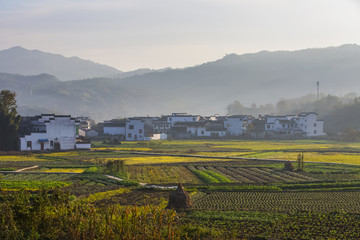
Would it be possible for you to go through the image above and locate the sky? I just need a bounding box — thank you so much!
[1,0,360,71]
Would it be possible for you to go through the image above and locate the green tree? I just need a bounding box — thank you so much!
[0,90,21,150]
[297,153,304,171]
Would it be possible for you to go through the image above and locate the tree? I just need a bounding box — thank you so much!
[0,90,21,150]
[297,153,304,171]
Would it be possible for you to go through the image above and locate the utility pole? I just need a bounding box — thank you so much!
[317,81,320,101]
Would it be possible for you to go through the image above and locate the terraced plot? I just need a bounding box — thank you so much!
[189,165,316,183]
[127,165,201,184]
[194,191,360,213]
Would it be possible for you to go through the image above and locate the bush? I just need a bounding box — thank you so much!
[284,161,295,171]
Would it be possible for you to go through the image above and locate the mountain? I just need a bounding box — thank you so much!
[1,44,360,121]
[0,46,122,81]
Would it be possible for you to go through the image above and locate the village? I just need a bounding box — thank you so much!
[17,112,325,151]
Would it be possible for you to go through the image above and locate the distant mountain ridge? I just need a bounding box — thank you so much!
[0,46,122,81]
[1,44,360,122]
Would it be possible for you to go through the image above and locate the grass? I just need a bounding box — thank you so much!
[0,180,71,190]
[81,188,131,203]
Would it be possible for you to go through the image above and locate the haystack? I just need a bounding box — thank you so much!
[166,183,192,210]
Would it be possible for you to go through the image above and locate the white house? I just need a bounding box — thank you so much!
[224,115,249,136]
[262,113,325,137]
[145,133,168,141]
[153,120,172,134]
[166,113,201,126]
[264,116,296,136]
[126,118,145,141]
[103,120,126,136]
[293,112,325,137]
[19,114,79,151]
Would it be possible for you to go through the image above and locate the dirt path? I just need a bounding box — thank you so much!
[15,165,40,172]
[105,174,176,189]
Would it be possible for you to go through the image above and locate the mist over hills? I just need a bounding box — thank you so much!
[1,44,360,125]
[0,46,122,81]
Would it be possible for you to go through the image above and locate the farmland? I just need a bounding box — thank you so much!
[3,139,360,239]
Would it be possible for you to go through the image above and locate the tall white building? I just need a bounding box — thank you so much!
[126,118,145,141]
[19,114,79,151]
[293,112,325,137]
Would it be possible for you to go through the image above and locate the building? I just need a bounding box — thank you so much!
[293,112,325,137]
[19,114,80,151]
[126,118,145,141]
[103,119,126,136]
[224,115,250,136]
[166,113,201,126]
[153,119,172,134]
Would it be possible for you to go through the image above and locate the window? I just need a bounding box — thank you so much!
[314,123,317,127]
[27,141,32,148]
[193,118,195,121]
[201,131,204,134]
[139,129,143,134]
[169,118,172,121]
[267,124,270,129]
[128,133,132,138]
[50,140,54,147]
[129,125,134,129]
[314,130,317,134]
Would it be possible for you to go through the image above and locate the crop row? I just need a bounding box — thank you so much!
[127,165,200,184]
[188,166,232,183]
[189,165,316,184]
[194,191,360,213]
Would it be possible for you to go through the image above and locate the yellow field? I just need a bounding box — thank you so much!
[0,155,46,162]
[245,151,360,165]
[94,147,152,151]
[196,151,257,157]
[209,141,343,151]
[3,140,360,166]
[100,156,236,165]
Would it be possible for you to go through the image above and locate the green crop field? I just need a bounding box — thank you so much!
[193,191,360,212]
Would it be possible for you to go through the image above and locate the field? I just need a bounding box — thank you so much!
[193,191,360,212]
[3,139,360,239]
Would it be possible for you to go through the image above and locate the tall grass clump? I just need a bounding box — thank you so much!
[0,189,180,240]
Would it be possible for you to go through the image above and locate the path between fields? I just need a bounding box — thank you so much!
[105,174,177,189]
[15,165,40,172]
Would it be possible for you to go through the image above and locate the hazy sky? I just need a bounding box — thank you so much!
[1,0,360,71]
